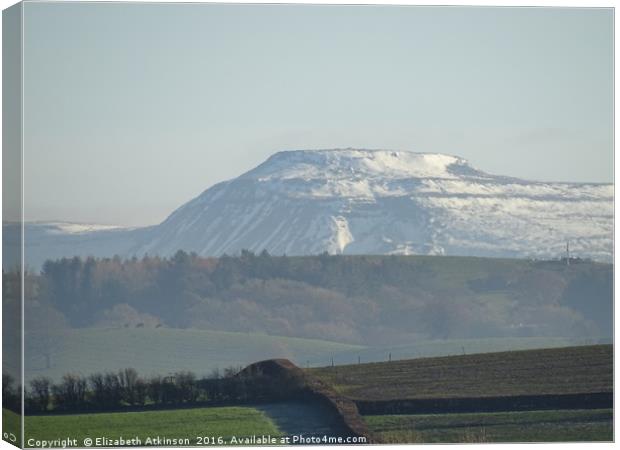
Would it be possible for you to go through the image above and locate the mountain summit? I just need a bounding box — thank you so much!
[242,149,483,183]
[10,149,613,268]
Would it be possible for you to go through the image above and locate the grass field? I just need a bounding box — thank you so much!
[309,345,613,401]
[21,326,601,385]
[23,327,362,382]
[365,409,613,443]
[6,405,613,446]
[7,400,347,447]
[19,406,282,447]
[3,409,21,446]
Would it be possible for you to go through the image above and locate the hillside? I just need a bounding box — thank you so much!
[140,149,611,261]
[15,329,595,385]
[309,345,613,401]
[5,252,610,385]
[7,149,613,270]
[23,253,611,344]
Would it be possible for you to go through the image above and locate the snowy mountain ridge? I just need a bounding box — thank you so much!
[244,149,478,181]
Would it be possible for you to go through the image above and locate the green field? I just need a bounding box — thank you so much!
[19,407,282,447]
[365,409,613,443]
[3,409,21,446]
[6,401,347,447]
[21,326,601,384]
[5,345,615,446]
[23,327,362,382]
[310,345,613,401]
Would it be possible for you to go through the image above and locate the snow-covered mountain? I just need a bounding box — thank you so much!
[8,149,614,268]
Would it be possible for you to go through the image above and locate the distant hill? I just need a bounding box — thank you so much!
[14,253,612,351]
[6,149,613,270]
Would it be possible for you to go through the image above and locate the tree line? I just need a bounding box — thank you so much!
[3,365,302,415]
[8,250,613,348]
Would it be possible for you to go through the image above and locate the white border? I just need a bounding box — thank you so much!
[0,2,615,450]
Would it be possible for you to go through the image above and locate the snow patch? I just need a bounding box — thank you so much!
[331,216,354,254]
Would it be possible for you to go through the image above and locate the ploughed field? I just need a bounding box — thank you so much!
[310,345,613,443]
[309,345,612,401]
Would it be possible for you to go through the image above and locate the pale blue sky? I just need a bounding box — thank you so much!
[22,3,613,226]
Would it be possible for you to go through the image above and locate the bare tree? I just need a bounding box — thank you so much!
[52,374,87,410]
[118,368,139,405]
[29,376,52,412]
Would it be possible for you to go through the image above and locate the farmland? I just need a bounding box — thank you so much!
[23,327,361,382]
[19,406,282,447]
[319,335,599,367]
[309,345,613,443]
[4,345,614,445]
[365,409,613,443]
[22,326,596,384]
[309,345,613,401]
[7,400,351,447]
[9,252,611,386]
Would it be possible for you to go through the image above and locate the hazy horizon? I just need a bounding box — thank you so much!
[16,3,614,226]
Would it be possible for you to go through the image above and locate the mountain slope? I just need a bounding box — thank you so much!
[131,149,612,261]
[10,149,613,268]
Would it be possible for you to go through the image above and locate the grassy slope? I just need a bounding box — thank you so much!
[21,407,281,447]
[26,327,592,384]
[25,328,362,382]
[310,345,613,401]
[365,409,613,443]
[24,327,599,384]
